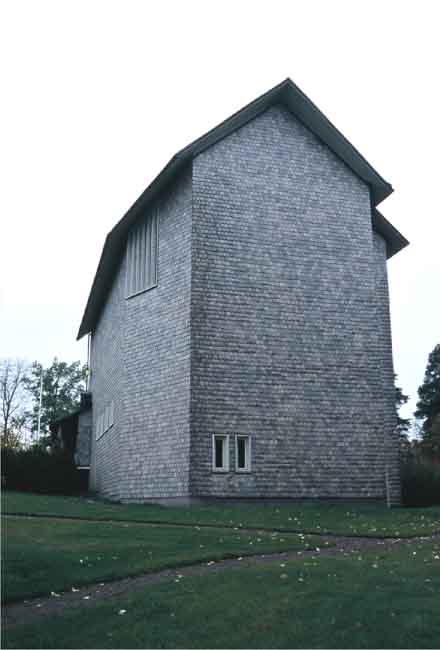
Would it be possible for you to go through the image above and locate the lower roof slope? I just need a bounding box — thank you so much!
[77,78,408,340]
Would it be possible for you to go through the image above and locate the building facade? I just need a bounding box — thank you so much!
[77,79,408,504]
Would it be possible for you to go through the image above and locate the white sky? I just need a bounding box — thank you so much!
[1,1,438,420]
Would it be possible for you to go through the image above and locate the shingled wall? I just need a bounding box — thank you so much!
[89,169,192,500]
[189,105,399,500]
[89,105,399,503]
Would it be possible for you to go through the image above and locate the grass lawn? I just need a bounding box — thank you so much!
[3,490,440,537]
[2,515,316,603]
[4,540,440,649]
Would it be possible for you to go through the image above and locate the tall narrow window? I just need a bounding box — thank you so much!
[95,402,115,441]
[235,435,251,472]
[103,406,109,432]
[212,435,229,472]
[95,413,104,441]
[126,210,158,297]
[109,401,114,428]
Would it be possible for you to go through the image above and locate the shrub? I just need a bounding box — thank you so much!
[1,447,86,495]
[401,459,440,507]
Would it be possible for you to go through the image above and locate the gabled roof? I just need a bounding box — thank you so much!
[77,78,408,340]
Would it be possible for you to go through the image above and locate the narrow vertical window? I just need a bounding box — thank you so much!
[104,406,109,432]
[109,401,114,428]
[126,209,158,297]
[212,435,229,472]
[235,435,251,472]
[95,402,115,441]
[95,413,103,441]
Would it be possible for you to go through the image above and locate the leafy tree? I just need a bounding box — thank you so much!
[395,374,410,435]
[0,359,30,449]
[414,344,440,433]
[24,358,87,443]
[394,374,411,456]
[428,414,440,459]
[414,344,440,460]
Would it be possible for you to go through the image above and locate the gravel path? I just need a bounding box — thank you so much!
[3,529,439,629]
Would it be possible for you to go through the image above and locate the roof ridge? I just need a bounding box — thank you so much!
[77,78,405,340]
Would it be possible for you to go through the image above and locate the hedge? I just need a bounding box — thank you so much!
[1,447,87,495]
[401,459,440,507]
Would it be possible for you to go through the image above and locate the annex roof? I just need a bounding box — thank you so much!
[77,78,408,339]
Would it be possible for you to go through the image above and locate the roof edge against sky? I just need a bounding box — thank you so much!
[77,77,405,340]
[372,209,409,258]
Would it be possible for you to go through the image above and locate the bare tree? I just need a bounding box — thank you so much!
[0,359,30,449]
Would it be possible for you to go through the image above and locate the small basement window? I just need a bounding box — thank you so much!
[212,434,229,472]
[236,435,251,472]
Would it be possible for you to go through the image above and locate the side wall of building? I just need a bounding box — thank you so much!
[119,169,193,500]
[89,169,193,500]
[190,105,397,499]
[89,255,126,499]
[373,232,400,504]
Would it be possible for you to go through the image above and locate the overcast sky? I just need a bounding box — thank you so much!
[1,1,438,420]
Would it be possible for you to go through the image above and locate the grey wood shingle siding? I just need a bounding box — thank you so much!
[86,83,404,504]
[89,171,192,500]
[189,106,399,503]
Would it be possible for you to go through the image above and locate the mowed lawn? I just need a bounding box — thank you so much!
[4,540,440,649]
[3,490,440,537]
[2,516,315,603]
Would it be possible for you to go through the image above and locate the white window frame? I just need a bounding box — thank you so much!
[235,435,251,473]
[212,434,229,472]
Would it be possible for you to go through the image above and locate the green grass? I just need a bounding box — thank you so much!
[3,490,440,537]
[4,541,440,649]
[1,515,315,603]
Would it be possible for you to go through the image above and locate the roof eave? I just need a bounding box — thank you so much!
[76,157,189,340]
[372,209,409,258]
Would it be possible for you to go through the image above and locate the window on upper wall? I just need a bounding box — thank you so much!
[95,413,103,441]
[125,210,158,298]
[212,434,229,472]
[95,401,114,441]
[235,435,251,472]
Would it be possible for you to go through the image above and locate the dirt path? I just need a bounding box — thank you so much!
[3,531,439,629]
